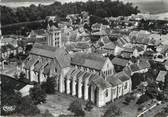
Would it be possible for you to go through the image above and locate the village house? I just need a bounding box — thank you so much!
[0,36,23,59]
[111,57,129,72]
[120,47,134,59]
[103,42,116,55]
[154,45,168,62]
[123,58,150,76]
[28,29,47,41]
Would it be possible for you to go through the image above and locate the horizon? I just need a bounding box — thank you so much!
[1,0,168,3]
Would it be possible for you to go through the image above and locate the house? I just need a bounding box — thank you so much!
[103,42,116,55]
[91,23,102,32]
[0,37,18,47]
[123,59,150,76]
[156,71,167,83]
[159,45,168,58]
[23,43,71,93]
[120,47,134,59]
[0,37,24,59]
[133,45,145,57]
[28,29,47,40]
[111,57,129,72]
[1,44,17,58]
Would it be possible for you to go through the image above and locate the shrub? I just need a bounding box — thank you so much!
[103,104,122,117]
[41,77,57,94]
[68,100,85,116]
[85,101,94,111]
[136,94,150,105]
[29,85,46,105]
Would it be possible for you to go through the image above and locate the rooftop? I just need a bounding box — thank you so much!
[71,53,107,70]
[111,57,129,67]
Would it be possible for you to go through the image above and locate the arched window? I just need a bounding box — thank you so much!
[105,89,108,97]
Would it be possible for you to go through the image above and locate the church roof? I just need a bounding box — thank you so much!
[111,57,129,67]
[107,75,122,87]
[71,53,107,70]
[115,71,131,82]
[92,77,111,90]
[29,43,70,68]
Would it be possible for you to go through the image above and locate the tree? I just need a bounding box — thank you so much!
[29,85,46,105]
[146,82,159,99]
[41,77,57,94]
[103,104,122,117]
[136,94,150,105]
[1,92,40,116]
[85,101,94,111]
[16,96,40,116]
[68,100,85,116]
[19,71,26,79]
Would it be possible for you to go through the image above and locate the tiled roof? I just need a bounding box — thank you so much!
[111,57,129,67]
[107,75,122,87]
[33,58,49,72]
[129,64,140,72]
[24,55,39,70]
[92,77,111,90]
[92,23,101,29]
[133,46,144,52]
[1,37,18,47]
[116,71,131,82]
[71,53,107,70]
[121,52,132,59]
[160,45,168,54]
[30,43,70,68]
[123,66,132,76]
[31,29,46,36]
[138,59,151,69]
[129,31,151,45]
[122,47,134,53]
[103,42,116,50]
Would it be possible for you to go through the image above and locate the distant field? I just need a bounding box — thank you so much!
[133,1,168,14]
[0,2,53,7]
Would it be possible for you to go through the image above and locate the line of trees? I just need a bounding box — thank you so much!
[1,0,140,26]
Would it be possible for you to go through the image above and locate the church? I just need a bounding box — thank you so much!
[23,25,132,107]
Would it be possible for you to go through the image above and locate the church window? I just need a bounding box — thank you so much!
[124,82,128,89]
[105,89,108,97]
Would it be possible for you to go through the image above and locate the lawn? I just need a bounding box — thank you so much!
[37,92,103,117]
